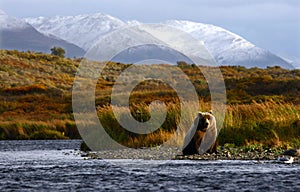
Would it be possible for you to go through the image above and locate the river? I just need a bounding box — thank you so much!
[0,140,299,191]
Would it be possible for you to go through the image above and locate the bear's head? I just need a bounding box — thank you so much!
[196,111,213,132]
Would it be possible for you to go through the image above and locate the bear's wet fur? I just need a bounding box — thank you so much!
[182,112,217,155]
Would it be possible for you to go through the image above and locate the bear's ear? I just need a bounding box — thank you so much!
[198,112,203,118]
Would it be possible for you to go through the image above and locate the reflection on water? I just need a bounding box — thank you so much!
[0,140,299,191]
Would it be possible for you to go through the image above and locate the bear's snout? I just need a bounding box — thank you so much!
[197,118,209,131]
[204,122,209,128]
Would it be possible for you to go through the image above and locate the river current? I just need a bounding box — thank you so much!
[0,140,299,191]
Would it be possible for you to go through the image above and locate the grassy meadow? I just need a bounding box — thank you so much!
[0,50,299,150]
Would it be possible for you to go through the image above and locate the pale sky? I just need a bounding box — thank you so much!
[1,0,300,66]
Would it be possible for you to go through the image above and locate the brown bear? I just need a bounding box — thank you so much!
[182,111,218,155]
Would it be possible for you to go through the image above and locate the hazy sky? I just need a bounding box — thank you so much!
[1,0,300,66]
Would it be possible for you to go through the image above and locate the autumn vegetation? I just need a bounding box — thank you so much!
[0,50,299,150]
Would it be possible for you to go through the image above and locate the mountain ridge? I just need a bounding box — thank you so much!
[24,12,293,68]
[0,11,85,58]
[164,20,292,68]
[1,11,293,68]
[25,13,126,51]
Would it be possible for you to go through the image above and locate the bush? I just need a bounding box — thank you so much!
[51,47,65,58]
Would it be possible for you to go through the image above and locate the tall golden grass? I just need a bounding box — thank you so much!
[221,100,300,148]
[0,120,80,140]
[96,100,300,148]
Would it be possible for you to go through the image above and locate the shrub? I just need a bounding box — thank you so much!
[50,47,65,58]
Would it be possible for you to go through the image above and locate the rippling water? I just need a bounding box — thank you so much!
[0,140,299,191]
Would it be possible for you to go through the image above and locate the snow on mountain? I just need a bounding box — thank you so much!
[0,9,5,15]
[0,11,85,57]
[24,13,293,68]
[0,10,31,30]
[164,20,292,68]
[25,13,126,50]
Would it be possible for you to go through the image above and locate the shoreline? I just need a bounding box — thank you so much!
[84,146,300,164]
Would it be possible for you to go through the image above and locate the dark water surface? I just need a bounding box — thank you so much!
[0,140,299,191]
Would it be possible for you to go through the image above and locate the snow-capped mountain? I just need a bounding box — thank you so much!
[23,12,293,68]
[25,13,126,51]
[165,20,292,68]
[0,10,85,57]
[0,10,31,30]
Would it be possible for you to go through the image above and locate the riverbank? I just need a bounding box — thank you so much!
[83,146,300,164]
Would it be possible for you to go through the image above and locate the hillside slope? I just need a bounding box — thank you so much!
[0,50,299,146]
[0,11,85,58]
